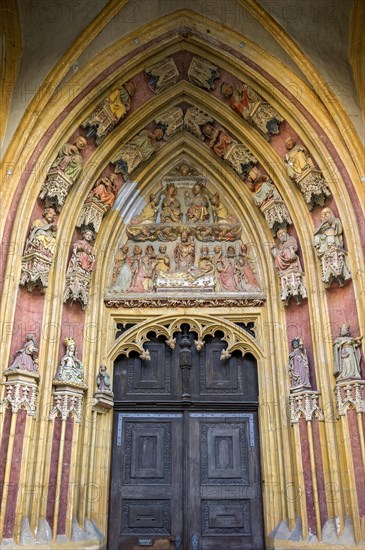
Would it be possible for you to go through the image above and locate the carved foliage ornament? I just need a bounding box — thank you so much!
[111,315,259,365]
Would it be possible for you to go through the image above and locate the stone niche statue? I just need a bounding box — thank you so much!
[54,337,85,386]
[64,228,96,309]
[20,207,58,292]
[313,207,351,287]
[77,173,118,233]
[221,81,283,139]
[7,335,39,373]
[112,128,164,176]
[96,364,113,394]
[288,338,311,391]
[81,81,136,145]
[188,56,220,90]
[333,325,363,382]
[271,228,307,305]
[40,136,87,211]
[283,136,331,209]
[145,58,179,94]
[247,167,292,233]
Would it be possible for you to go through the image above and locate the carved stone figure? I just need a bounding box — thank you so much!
[155,106,183,137]
[221,81,283,138]
[129,244,156,292]
[54,337,84,386]
[40,137,87,210]
[212,246,238,292]
[271,228,307,304]
[202,123,233,157]
[64,229,96,308]
[161,183,182,223]
[288,338,311,390]
[236,244,260,290]
[155,244,170,273]
[77,173,118,233]
[20,207,58,291]
[313,207,351,286]
[188,56,220,90]
[174,231,195,270]
[333,325,362,381]
[8,335,39,373]
[247,167,292,232]
[111,245,132,292]
[208,192,237,224]
[96,365,112,393]
[112,128,164,176]
[81,81,136,144]
[284,137,331,208]
[145,58,179,94]
[185,183,210,223]
[184,107,214,139]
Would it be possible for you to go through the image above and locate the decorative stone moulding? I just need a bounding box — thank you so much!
[289,390,324,424]
[1,370,39,417]
[278,268,307,305]
[293,167,331,209]
[335,380,365,415]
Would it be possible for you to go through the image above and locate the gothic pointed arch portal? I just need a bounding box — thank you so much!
[0,6,364,550]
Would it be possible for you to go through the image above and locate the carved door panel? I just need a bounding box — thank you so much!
[109,412,263,550]
[109,413,183,550]
[186,412,263,550]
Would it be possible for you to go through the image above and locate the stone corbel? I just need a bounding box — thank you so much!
[289,390,324,424]
[92,391,114,414]
[49,383,87,423]
[1,370,40,416]
[335,380,365,415]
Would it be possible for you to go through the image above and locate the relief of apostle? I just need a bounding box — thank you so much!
[313,207,344,254]
[271,228,303,274]
[247,167,281,208]
[201,123,233,158]
[68,229,96,274]
[333,325,362,381]
[49,136,87,183]
[185,183,210,223]
[25,207,58,258]
[221,81,260,119]
[174,231,195,270]
[284,137,314,180]
[90,173,118,208]
[82,81,136,144]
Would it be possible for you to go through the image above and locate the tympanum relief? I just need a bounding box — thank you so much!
[106,163,263,305]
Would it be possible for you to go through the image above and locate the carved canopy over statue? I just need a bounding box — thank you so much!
[107,162,263,303]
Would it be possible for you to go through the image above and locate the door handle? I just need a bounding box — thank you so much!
[191,534,199,550]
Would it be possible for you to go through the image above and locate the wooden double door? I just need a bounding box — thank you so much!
[109,330,264,549]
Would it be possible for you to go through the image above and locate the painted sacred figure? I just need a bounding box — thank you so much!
[283,137,314,180]
[8,335,39,373]
[96,364,112,393]
[333,325,363,381]
[25,207,58,258]
[49,137,87,183]
[108,166,263,297]
[288,338,311,390]
[54,338,84,386]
